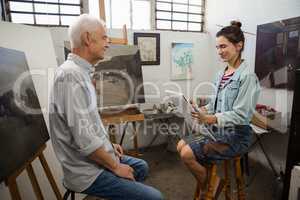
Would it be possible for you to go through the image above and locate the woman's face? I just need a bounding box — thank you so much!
[216,36,243,63]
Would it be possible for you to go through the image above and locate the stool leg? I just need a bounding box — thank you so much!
[223,160,231,200]
[63,190,71,200]
[205,164,218,200]
[71,192,75,200]
[194,182,201,200]
[234,157,246,200]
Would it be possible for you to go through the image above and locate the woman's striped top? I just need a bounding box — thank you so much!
[219,72,234,88]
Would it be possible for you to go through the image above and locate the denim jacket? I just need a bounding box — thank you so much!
[204,61,261,127]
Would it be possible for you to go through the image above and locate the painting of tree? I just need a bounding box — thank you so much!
[171,43,193,80]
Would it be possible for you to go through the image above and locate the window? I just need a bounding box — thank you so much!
[155,0,205,32]
[93,0,151,30]
[6,0,82,26]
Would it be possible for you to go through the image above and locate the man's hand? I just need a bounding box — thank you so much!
[113,163,135,181]
[113,144,124,157]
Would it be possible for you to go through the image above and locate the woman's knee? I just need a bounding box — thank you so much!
[176,139,186,153]
[180,145,196,163]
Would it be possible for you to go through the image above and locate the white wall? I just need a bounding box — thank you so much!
[205,0,300,172]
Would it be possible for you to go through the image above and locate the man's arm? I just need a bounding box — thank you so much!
[89,147,135,181]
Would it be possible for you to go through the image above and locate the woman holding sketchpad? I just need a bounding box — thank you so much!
[177,21,261,198]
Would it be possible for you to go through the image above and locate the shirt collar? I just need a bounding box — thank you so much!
[229,60,247,81]
[67,53,93,74]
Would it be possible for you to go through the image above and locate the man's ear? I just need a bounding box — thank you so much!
[81,32,91,47]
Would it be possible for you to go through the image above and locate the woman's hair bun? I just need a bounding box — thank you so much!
[230,20,242,28]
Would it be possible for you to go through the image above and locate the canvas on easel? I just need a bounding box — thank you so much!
[0,47,62,200]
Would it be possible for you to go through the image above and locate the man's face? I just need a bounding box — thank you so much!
[88,25,109,64]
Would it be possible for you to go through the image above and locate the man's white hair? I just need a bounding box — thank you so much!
[68,14,106,49]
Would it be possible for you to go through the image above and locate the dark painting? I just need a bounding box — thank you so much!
[0,47,49,182]
[94,45,145,107]
[255,16,300,90]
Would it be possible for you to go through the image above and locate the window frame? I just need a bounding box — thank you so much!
[4,0,83,27]
[105,0,152,30]
[155,0,205,32]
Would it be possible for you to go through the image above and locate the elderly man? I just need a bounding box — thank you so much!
[49,14,163,200]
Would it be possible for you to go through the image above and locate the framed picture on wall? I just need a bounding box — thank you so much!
[133,32,160,65]
[171,43,194,80]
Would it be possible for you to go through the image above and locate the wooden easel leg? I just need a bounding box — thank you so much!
[39,153,63,200]
[132,122,139,156]
[108,124,117,143]
[26,163,44,200]
[6,178,21,200]
[119,122,129,145]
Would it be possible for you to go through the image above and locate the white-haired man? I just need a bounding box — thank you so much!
[49,14,163,200]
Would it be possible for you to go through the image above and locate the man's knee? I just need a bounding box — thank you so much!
[143,187,164,200]
[134,159,149,182]
[152,190,164,200]
[139,159,149,177]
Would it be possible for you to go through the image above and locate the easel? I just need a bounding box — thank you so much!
[100,107,145,156]
[97,0,144,156]
[4,144,62,200]
[99,0,128,45]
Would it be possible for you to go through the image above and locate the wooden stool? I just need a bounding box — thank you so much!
[63,188,107,200]
[194,156,246,200]
[63,188,76,200]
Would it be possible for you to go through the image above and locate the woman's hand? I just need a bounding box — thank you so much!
[191,112,217,125]
[199,106,208,114]
[191,111,206,124]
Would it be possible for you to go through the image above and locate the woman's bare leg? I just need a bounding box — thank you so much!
[176,139,186,154]
[180,144,207,197]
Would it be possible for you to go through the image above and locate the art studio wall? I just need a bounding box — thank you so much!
[205,0,300,173]
[51,28,216,100]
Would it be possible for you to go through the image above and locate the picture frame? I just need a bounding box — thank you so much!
[133,32,160,65]
[171,42,194,80]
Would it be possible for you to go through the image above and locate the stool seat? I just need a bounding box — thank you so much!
[194,155,246,200]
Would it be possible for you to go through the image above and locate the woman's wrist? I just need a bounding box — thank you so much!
[204,115,217,124]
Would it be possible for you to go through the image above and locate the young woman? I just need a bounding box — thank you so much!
[177,21,261,197]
